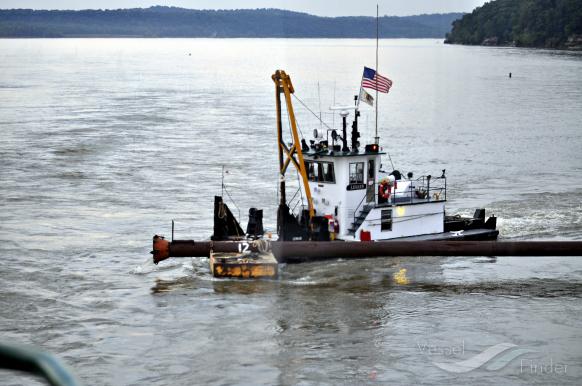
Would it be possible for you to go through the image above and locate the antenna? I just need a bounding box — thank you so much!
[375,4,379,145]
[332,81,336,130]
[317,81,322,132]
[221,165,224,197]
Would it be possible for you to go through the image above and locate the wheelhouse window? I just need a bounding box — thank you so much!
[305,161,317,181]
[305,161,335,183]
[349,162,364,184]
[320,162,335,183]
[381,209,393,231]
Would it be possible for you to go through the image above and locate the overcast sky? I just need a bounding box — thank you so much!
[0,0,488,16]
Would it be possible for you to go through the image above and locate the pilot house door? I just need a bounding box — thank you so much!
[366,160,375,202]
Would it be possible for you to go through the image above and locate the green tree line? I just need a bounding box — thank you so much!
[445,0,582,48]
[0,7,462,38]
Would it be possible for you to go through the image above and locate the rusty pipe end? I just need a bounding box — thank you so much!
[151,235,170,264]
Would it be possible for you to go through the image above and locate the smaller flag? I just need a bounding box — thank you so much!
[361,66,393,93]
[359,88,374,106]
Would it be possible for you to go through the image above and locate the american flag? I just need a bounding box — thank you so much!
[361,66,393,93]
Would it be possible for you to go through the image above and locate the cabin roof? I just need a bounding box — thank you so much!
[303,150,385,158]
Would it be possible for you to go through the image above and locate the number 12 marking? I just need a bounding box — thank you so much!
[238,242,249,253]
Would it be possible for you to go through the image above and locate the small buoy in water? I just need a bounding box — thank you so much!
[509,72,512,78]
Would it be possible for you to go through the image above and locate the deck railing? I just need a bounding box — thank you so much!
[378,175,447,206]
[351,175,447,233]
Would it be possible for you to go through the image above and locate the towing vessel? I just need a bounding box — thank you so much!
[151,70,498,278]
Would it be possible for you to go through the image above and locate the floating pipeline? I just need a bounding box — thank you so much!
[151,235,582,265]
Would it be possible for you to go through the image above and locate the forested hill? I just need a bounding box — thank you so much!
[0,7,462,38]
[445,0,582,49]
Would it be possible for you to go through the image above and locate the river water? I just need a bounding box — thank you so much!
[1,39,581,385]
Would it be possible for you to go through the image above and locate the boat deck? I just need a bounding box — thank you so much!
[388,228,499,241]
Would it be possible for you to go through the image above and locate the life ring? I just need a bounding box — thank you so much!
[379,180,392,200]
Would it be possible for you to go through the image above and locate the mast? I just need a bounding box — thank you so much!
[375,4,379,145]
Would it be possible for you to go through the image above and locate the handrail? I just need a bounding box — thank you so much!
[0,342,82,386]
[352,190,369,229]
[288,187,304,215]
[350,175,448,233]
[288,186,301,206]
[364,176,448,208]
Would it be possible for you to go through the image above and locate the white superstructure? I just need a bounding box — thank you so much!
[301,108,447,241]
[272,69,452,243]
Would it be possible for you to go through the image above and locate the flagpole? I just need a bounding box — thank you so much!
[375,4,379,145]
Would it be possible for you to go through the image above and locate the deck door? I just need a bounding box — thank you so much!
[366,159,375,202]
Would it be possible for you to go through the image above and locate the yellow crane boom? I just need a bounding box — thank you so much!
[271,70,314,219]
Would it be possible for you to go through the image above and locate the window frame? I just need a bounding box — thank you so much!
[305,160,335,184]
[381,209,393,231]
[349,162,364,184]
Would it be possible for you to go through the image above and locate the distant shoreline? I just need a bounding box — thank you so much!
[444,41,582,52]
[0,7,461,39]
[0,36,445,39]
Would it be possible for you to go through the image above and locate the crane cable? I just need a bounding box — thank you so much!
[292,93,334,132]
